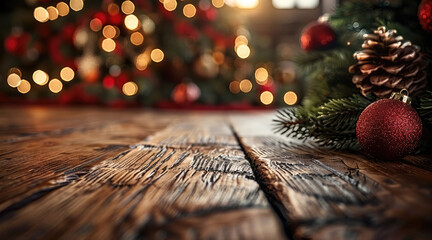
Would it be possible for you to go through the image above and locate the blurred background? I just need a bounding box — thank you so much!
[1,0,428,109]
[0,0,335,108]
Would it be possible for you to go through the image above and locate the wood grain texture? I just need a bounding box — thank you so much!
[0,108,172,214]
[0,111,286,240]
[231,114,432,240]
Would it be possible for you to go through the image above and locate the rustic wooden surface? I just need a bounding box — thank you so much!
[0,107,431,240]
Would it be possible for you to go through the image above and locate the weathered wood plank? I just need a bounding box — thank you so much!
[231,113,432,240]
[0,109,172,213]
[0,117,286,239]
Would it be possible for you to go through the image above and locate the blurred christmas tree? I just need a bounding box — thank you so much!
[1,0,298,107]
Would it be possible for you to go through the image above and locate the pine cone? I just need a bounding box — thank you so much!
[349,26,427,98]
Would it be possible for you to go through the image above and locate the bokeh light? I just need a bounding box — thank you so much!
[101,38,116,52]
[235,35,248,46]
[33,70,49,85]
[124,14,139,30]
[236,44,250,59]
[17,80,31,94]
[141,15,155,34]
[107,3,120,15]
[90,18,103,32]
[70,0,84,12]
[121,0,135,15]
[60,67,75,81]
[130,32,144,46]
[7,73,21,88]
[8,68,22,77]
[236,0,259,8]
[239,79,252,93]
[34,7,49,23]
[213,51,225,65]
[136,53,149,70]
[183,4,196,18]
[284,91,298,105]
[49,79,63,93]
[47,6,59,21]
[212,0,225,8]
[103,25,117,39]
[164,0,177,11]
[260,91,274,105]
[255,67,268,85]
[56,2,70,17]
[122,81,138,96]
[151,49,164,63]
[229,80,240,94]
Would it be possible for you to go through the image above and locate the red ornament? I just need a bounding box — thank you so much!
[300,22,336,51]
[171,82,201,104]
[4,32,30,56]
[418,0,432,33]
[258,81,276,94]
[356,95,422,160]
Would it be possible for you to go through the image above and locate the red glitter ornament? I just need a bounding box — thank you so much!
[300,22,336,51]
[356,90,422,160]
[418,0,432,33]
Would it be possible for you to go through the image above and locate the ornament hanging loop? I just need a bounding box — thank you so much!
[390,89,411,105]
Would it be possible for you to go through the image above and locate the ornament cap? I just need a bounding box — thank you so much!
[390,89,411,105]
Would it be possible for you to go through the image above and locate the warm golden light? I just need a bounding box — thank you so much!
[47,6,59,21]
[229,80,240,94]
[260,91,273,105]
[239,79,252,93]
[33,70,49,85]
[69,0,84,11]
[124,14,139,30]
[8,67,22,77]
[284,91,298,105]
[121,0,135,14]
[212,0,225,8]
[236,0,259,8]
[213,51,225,65]
[34,7,49,23]
[90,18,103,32]
[103,25,117,39]
[183,4,196,18]
[49,79,63,93]
[255,67,268,85]
[17,80,31,94]
[60,67,75,81]
[57,2,70,16]
[272,0,294,9]
[130,32,144,46]
[122,81,138,96]
[235,35,248,47]
[101,38,116,52]
[107,3,120,15]
[7,73,21,88]
[151,49,164,63]
[136,53,149,71]
[163,0,177,11]
[236,44,250,59]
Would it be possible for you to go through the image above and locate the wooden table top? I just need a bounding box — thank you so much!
[0,107,431,240]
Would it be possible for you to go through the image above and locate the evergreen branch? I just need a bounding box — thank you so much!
[317,94,374,131]
[274,94,373,151]
[417,90,432,125]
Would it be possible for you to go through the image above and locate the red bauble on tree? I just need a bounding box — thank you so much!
[418,0,432,33]
[356,90,422,160]
[4,32,30,56]
[300,22,336,51]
